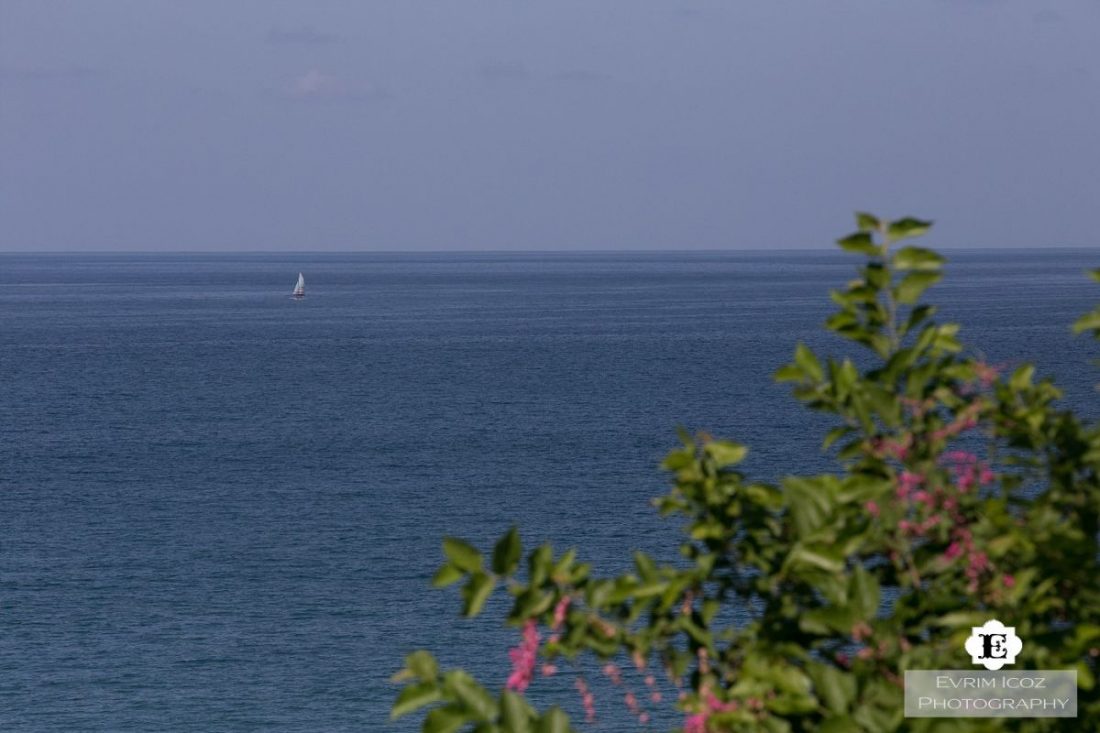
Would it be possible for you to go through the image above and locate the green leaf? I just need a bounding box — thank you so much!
[757,661,812,695]
[863,263,889,289]
[704,440,748,468]
[894,271,942,305]
[836,232,882,256]
[887,217,932,240]
[662,448,694,470]
[461,572,496,617]
[850,566,880,618]
[934,610,991,629]
[767,695,819,716]
[552,548,577,580]
[513,588,554,618]
[901,304,935,336]
[786,544,844,574]
[633,551,657,581]
[784,477,834,538]
[1073,309,1100,334]
[855,212,880,231]
[423,705,468,733]
[774,364,805,383]
[822,426,853,451]
[809,664,857,713]
[492,526,522,576]
[852,700,900,731]
[892,246,945,272]
[500,691,533,733]
[1076,660,1096,692]
[443,537,483,573]
[444,671,497,721]
[391,682,441,720]
[632,580,668,599]
[404,650,439,682]
[931,322,962,353]
[794,343,824,382]
[432,563,464,588]
[1010,364,1035,391]
[536,706,570,733]
[528,544,554,586]
[800,605,858,635]
[818,714,858,733]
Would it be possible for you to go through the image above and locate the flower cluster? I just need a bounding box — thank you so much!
[683,692,741,733]
[505,620,539,692]
[574,677,596,722]
[875,402,1001,593]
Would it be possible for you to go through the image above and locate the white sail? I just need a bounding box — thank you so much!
[292,273,305,297]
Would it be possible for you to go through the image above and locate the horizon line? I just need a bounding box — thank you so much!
[1,245,1097,255]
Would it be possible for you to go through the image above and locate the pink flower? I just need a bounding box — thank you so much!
[1003,574,1016,588]
[575,677,596,722]
[975,361,1000,387]
[505,620,539,692]
[551,596,571,630]
[887,441,909,460]
[944,542,963,560]
[706,693,738,713]
[865,500,880,517]
[897,471,923,499]
[683,713,707,733]
[541,664,557,677]
[944,450,977,464]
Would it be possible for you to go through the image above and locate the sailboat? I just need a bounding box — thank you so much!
[292,272,305,298]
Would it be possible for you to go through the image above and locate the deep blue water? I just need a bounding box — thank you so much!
[2,251,1097,731]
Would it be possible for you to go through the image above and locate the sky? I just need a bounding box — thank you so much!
[1,0,1098,251]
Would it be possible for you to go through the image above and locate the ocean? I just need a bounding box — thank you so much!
[2,250,1096,731]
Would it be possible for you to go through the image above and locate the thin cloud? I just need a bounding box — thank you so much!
[266,26,339,46]
[291,69,344,96]
[286,69,392,102]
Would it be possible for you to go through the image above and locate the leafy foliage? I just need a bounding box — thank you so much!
[393,215,1100,732]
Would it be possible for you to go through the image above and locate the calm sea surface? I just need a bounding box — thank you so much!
[2,251,1097,731]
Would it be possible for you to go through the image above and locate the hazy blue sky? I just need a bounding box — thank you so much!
[2,1,1098,251]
